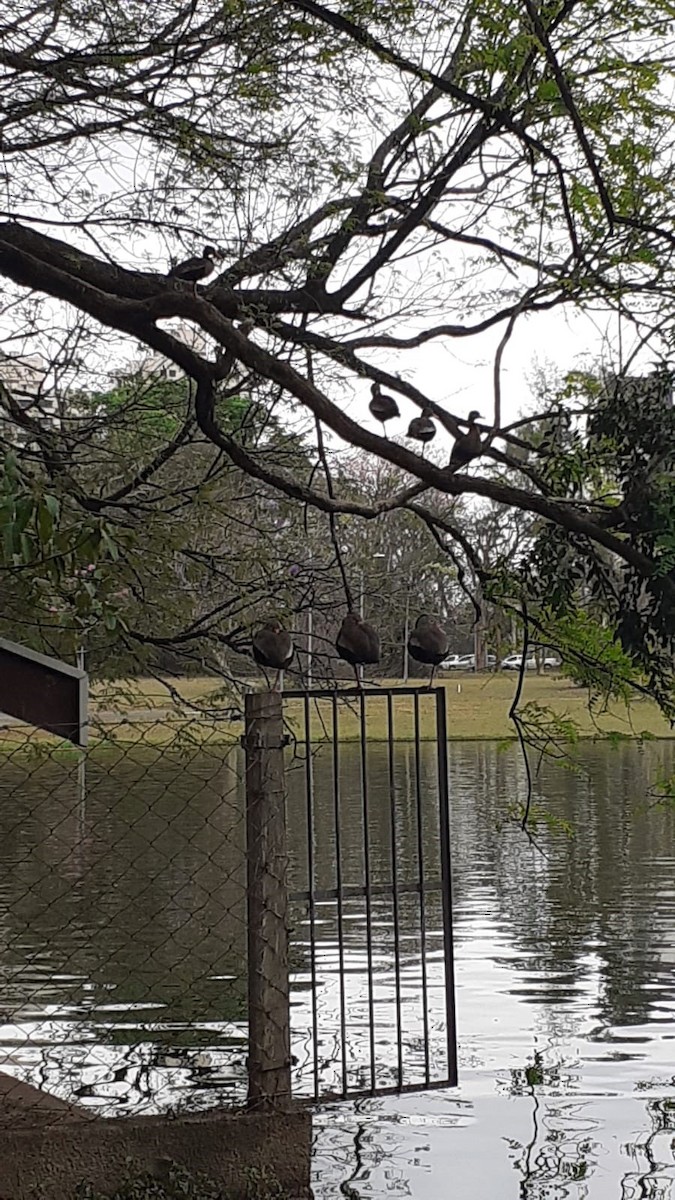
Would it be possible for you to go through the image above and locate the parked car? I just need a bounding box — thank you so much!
[440,653,474,670]
[441,652,497,671]
[501,653,537,670]
[543,655,561,669]
[465,653,496,669]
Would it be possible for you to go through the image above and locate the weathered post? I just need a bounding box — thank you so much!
[243,690,291,1109]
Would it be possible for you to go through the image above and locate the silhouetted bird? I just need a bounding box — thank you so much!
[448,411,483,472]
[406,407,436,449]
[252,620,294,690]
[407,614,449,688]
[335,612,380,686]
[369,382,400,435]
[168,245,221,295]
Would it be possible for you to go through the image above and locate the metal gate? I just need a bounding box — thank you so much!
[283,686,457,1102]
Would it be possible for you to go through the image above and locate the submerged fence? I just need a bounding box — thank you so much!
[284,687,457,1100]
[0,686,456,1123]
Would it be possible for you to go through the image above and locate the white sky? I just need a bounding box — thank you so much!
[0,25,650,459]
[339,303,623,455]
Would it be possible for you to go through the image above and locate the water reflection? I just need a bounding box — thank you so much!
[310,741,675,1199]
[0,748,249,1110]
[0,739,673,1195]
[286,740,450,1097]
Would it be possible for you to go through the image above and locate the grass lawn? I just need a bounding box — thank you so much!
[89,671,674,742]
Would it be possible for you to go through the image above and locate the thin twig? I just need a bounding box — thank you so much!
[302,323,354,610]
[492,310,519,432]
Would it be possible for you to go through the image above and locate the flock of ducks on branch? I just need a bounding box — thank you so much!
[168,248,486,469]
[168,247,484,693]
[252,613,449,690]
[370,381,484,463]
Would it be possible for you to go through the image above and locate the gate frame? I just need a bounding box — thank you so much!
[280,684,458,1102]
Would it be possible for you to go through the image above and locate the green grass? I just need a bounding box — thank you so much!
[91,676,227,708]
[1,673,670,753]
[88,672,675,743]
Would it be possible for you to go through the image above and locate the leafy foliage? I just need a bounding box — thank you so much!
[518,369,675,721]
[541,613,638,708]
[3,0,675,746]
[0,448,129,657]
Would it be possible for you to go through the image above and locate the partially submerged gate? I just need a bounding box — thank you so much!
[282,686,457,1102]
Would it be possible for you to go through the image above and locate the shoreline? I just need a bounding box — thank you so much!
[0,673,672,750]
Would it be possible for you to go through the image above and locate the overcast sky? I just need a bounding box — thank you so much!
[336,302,623,457]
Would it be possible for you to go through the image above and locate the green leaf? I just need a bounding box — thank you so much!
[19,531,33,562]
[36,501,54,545]
[100,528,119,561]
[536,79,559,101]
[3,521,15,561]
[14,497,34,536]
[3,452,17,481]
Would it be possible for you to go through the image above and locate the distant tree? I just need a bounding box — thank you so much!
[0,368,323,680]
[2,2,675,720]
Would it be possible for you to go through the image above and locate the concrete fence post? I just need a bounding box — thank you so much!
[243,690,291,1109]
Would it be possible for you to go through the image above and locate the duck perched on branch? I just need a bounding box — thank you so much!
[406,407,436,448]
[336,612,380,686]
[252,620,294,690]
[448,411,483,472]
[168,245,221,295]
[407,615,449,688]
[369,382,400,435]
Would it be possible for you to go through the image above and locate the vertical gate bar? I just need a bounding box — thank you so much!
[435,686,458,1085]
[387,691,404,1090]
[413,691,431,1085]
[303,694,320,1100]
[360,689,376,1092]
[332,693,348,1097]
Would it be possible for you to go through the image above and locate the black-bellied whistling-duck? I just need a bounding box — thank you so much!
[407,407,436,449]
[369,382,400,435]
[407,614,449,688]
[168,245,221,295]
[448,411,484,471]
[335,612,380,686]
[252,620,294,690]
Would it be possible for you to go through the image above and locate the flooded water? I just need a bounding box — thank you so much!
[0,737,674,1197]
[311,740,675,1199]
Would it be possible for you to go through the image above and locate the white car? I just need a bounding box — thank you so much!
[501,653,562,670]
[501,653,536,670]
[440,653,474,670]
[441,653,496,671]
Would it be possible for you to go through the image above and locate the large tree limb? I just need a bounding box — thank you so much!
[1,227,673,605]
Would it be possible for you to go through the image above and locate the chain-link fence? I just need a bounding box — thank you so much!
[0,704,255,1124]
[0,685,458,1131]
